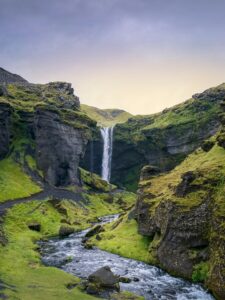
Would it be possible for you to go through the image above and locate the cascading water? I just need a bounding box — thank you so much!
[100,127,114,182]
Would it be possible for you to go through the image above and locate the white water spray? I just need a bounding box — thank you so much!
[100,127,114,182]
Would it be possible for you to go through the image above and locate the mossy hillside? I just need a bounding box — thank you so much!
[0,201,99,300]
[115,84,223,140]
[140,144,225,211]
[81,104,132,127]
[138,142,225,294]
[0,83,96,133]
[90,215,151,264]
[111,84,224,190]
[0,157,41,203]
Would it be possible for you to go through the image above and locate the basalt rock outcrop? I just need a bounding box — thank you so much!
[34,107,88,186]
[0,68,96,187]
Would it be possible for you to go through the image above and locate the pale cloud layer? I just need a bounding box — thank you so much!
[1,0,225,114]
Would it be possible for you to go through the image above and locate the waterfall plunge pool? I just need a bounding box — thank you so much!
[39,214,214,300]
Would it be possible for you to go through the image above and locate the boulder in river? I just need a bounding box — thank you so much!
[85,224,104,238]
[59,225,75,237]
[86,266,120,295]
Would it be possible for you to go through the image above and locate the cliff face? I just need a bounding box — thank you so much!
[0,69,95,187]
[34,107,88,186]
[136,98,225,299]
[0,103,12,159]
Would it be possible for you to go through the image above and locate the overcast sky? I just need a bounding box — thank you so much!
[1,0,225,114]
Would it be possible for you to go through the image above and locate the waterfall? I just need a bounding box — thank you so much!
[100,127,114,183]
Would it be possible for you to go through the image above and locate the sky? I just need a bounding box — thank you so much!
[1,0,225,115]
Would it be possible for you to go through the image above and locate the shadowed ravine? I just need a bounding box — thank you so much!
[40,214,214,300]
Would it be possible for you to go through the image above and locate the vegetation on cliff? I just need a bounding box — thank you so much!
[111,83,224,190]
[81,104,132,127]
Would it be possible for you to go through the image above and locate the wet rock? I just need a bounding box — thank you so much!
[87,266,120,293]
[119,277,131,283]
[85,224,104,238]
[133,277,140,282]
[28,222,41,232]
[59,225,75,237]
[83,242,93,249]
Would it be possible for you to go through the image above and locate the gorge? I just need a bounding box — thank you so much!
[0,67,225,300]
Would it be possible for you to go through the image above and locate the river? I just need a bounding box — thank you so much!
[39,214,214,300]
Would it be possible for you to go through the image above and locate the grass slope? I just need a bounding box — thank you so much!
[0,166,137,299]
[81,104,132,126]
[91,216,151,263]
[0,158,41,203]
[0,201,98,300]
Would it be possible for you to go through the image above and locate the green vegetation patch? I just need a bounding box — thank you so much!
[81,104,132,127]
[91,216,151,263]
[0,201,98,300]
[0,158,41,203]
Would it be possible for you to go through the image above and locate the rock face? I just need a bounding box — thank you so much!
[0,103,12,159]
[136,137,225,298]
[34,107,88,186]
[0,67,28,84]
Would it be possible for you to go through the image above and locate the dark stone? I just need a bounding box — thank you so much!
[66,283,78,290]
[175,171,197,197]
[201,140,215,152]
[28,222,41,232]
[119,277,131,283]
[84,242,93,249]
[133,277,140,282]
[59,225,75,237]
[96,234,102,241]
[88,266,119,291]
[85,225,104,238]
[217,132,225,149]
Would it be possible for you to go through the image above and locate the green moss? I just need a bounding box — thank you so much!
[91,217,151,263]
[81,104,132,126]
[0,158,41,203]
[192,262,209,282]
[84,191,136,218]
[80,168,116,192]
[111,291,144,300]
[0,201,98,300]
